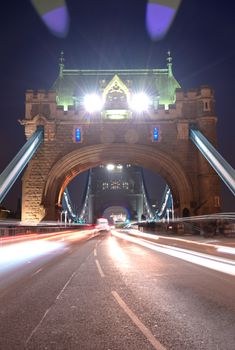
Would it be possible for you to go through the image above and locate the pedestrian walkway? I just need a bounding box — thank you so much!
[122,228,235,262]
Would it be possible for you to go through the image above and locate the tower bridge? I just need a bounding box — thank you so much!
[1,53,232,223]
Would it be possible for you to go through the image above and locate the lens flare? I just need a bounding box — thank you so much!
[146,0,182,40]
[84,94,103,113]
[130,93,151,112]
[31,0,70,37]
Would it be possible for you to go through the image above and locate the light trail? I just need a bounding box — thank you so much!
[0,229,98,245]
[217,247,235,255]
[0,229,98,275]
[121,228,235,252]
[112,230,235,277]
[0,240,65,273]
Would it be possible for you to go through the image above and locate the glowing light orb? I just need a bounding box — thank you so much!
[130,93,151,112]
[84,94,103,113]
[106,164,115,171]
[117,165,123,170]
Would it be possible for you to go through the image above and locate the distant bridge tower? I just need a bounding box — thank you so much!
[79,164,152,223]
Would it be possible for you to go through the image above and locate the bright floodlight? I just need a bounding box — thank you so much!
[130,93,150,112]
[106,164,115,171]
[84,94,103,113]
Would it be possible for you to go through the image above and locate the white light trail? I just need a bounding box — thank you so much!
[112,231,235,276]
[0,229,98,274]
[0,240,65,273]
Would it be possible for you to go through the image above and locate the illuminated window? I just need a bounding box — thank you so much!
[102,182,109,190]
[111,180,121,190]
[75,128,82,142]
[153,127,159,141]
[122,182,129,190]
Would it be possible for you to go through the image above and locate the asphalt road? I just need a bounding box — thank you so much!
[0,229,235,350]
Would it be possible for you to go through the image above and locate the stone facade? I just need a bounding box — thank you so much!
[20,68,221,223]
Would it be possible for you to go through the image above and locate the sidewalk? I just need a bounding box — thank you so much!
[123,229,235,261]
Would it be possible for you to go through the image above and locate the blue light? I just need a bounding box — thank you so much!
[153,127,159,141]
[75,128,81,142]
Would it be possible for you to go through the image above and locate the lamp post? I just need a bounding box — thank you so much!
[64,210,68,226]
[166,209,170,223]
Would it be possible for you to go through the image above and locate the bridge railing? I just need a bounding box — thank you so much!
[0,223,94,237]
[136,213,235,237]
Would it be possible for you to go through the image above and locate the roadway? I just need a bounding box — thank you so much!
[0,229,235,349]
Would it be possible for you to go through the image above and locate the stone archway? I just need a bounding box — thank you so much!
[42,144,193,221]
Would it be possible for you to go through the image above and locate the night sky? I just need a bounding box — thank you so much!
[0,0,234,212]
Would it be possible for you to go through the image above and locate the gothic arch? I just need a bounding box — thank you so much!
[42,144,194,220]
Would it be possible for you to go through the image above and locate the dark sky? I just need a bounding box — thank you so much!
[0,0,234,212]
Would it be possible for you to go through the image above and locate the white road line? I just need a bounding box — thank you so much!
[25,307,51,345]
[95,259,105,278]
[26,269,77,344]
[26,269,77,345]
[112,291,166,350]
[31,268,43,277]
[94,248,97,257]
[56,271,77,300]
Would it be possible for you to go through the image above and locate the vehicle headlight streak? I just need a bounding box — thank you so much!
[111,230,235,277]
[0,241,65,272]
[0,230,98,273]
[107,236,130,268]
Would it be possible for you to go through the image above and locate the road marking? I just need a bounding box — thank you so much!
[95,259,105,278]
[26,307,51,345]
[26,249,95,344]
[26,270,77,343]
[112,291,166,350]
[56,271,77,300]
[31,268,43,277]
[94,248,97,257]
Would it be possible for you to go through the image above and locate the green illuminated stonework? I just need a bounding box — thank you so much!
[52,60,180,113]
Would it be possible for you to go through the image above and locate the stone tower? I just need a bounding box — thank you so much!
[20,53,221,223]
